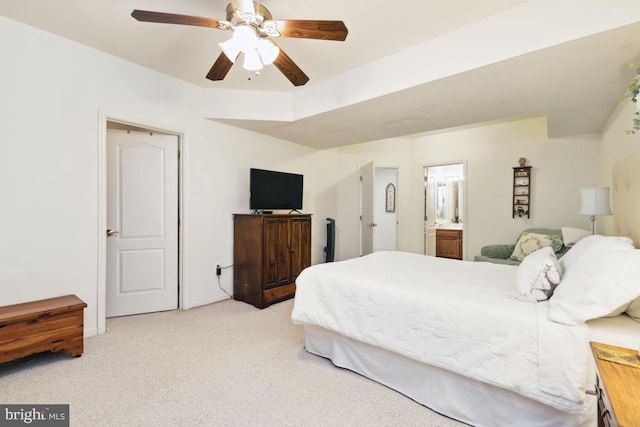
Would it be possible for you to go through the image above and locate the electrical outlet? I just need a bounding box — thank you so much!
[216,264,222,276]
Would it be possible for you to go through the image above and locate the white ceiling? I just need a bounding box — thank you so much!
[3,0,640,148]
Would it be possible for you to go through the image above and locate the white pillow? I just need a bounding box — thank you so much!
[561,227,591,247]
[509,231,564,262]
[559,234,634,272]
[512,247,563,302]
[548,241,640,325]
[627,298,640,323]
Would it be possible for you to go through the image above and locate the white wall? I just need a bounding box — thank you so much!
[599,98,640,235]
[2,15,636,336]
[0,17,338,335]
[331,117,601,260]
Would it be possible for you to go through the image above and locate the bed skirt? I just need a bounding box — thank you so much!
[302,324,595,427]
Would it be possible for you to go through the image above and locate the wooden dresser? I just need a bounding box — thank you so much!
[233,214,311,309]
[590,342,640,427]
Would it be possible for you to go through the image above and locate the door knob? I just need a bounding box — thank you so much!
[106,229,120,237]
[369,223,378,227]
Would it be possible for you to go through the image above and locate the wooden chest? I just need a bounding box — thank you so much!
[0,294,87,363]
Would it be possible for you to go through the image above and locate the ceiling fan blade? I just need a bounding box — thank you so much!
[206,53,236,81]
[131,10,225,29]
[272,20,348,41]
[273,48,309,87]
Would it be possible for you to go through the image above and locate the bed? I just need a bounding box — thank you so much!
[291,154,640,427]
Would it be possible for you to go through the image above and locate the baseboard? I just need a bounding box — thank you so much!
[183,294,232,310]
[84,326,98,338]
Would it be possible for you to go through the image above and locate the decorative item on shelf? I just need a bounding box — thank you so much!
[622,63,640,135]
[518,157,527,167]
[579,186,612,234]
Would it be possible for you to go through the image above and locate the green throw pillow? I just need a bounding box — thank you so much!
[509,231,563,262]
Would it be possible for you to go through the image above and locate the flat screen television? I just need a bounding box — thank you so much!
[249,168,303,212]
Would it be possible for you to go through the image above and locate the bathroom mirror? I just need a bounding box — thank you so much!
[436,179,461,223]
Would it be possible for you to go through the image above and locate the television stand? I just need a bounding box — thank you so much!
[233,214,311,308]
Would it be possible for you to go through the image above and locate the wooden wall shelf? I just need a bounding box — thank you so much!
[513,166,531,218]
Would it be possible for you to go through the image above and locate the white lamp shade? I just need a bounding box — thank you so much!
[243,49,263,71]
[220,27,279,72]
[233,25,258,52]
[579,187,612,216]
[219,38,241,62]
[256,39,279,65]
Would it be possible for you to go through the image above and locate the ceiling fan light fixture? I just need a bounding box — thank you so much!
[131,4,347,86]
[233,25,258,52]
[256,39,279,65]
[243,49,264,71]
[219,38,241,62]
[261,21,280,38]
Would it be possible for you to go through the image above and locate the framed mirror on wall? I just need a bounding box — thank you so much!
[436,178,461,223]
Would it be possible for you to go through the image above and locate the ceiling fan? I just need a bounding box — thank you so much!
[131,0,348,86]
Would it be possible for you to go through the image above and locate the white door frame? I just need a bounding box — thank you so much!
[97,111,188,334]
[359,162,375,256]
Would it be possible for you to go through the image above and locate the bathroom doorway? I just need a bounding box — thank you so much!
[423,163,465,257]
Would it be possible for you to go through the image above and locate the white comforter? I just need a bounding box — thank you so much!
[291,251,590,414]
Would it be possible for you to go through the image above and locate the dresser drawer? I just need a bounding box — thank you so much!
[262,282,296,306]
[435,229,461,239]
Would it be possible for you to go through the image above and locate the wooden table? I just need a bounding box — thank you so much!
[590,342,640,427]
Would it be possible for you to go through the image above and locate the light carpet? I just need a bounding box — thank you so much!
[0,298,465,426]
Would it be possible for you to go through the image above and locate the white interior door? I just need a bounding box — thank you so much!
[360,161,375,256]
[107,129,179,317]
[374,167,398,252]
